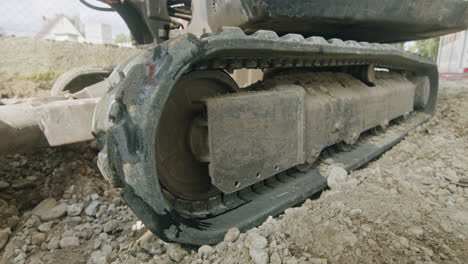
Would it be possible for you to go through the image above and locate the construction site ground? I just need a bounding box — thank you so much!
[0,36,467,264]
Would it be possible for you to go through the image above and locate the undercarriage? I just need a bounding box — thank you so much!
[92,28,438,245]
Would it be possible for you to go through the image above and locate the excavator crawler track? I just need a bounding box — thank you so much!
[93,27,438,245]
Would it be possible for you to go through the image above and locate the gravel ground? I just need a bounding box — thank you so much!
[0,37,467,264]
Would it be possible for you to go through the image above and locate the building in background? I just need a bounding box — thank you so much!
[84,23,112,44]
[36,15,114,45]
[437,30,468,75]
[35,15,85,42]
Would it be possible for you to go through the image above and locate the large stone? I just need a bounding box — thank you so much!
[327,166,348,188]
[198,245,213,260]
[31,233,46,246]
[103,219,118,233]
[11,178,35,189]
[138,231,162,256]
[67,203,83,216]
[444,169,460,183]
[0,180,10,189]
[309,258,328,264]
[249,248,269,264]
[85,201,101,216]
[270,252,282,264]
[38,222,54,233]
[40,204,68,221]
[25,215,41,228]
[32,199,57,217]
[166,244,188,263]
[408,226,424,237]
[0,230,9,249]
[59,236,80,248]
[246,232,268,249]
[88,250,108,264]
[224,228,240,242]
[47,237,60,250]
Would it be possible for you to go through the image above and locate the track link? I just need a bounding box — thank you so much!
[93,27,438,245]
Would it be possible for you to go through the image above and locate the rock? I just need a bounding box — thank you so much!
[421,246,434,257]
[28,257,44,264]
[38,222,54,233]
[224,228,240,242]
[25,215,41,228]
[270,252,282,264]
[91,193,100,201]
[444,169,459,183]
[32,198,57,217]
[198,245,213,260]
[40,204,68,221]
[88,250,108,264]
[249,248,269,264]
[0,230,9,249]
[59,236,80,248]
[360,224,372,233]
[245,232,268,249]
[63,230,75,237]
[327,166,348,188]
[31,233,46,246]
[47,237,60,250]
[284,256,299,264]
[309,258,328,264]
[131,220,145,231]
[350,209,362,216]
[93,240,102,250]
[166,244,188,263]
[398,236,410,248]
[408,226,424,237]
[67,203,83,216]
[13,252,26,263]
[103,219,118,233]
[85,201,101,216]
[340,230,358,247]
[101,244,113,253]
[11,178,34,189]
[0,180,10,189]
[138,231,162,256]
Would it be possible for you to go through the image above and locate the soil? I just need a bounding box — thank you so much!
[0,36,139,98]
[0,36,467,264]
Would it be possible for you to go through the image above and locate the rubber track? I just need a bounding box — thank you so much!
[93,27,439,245]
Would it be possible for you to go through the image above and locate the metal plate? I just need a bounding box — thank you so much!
[206,87,305,193]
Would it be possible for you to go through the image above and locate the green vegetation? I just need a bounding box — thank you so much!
[115,33,131,44]
[409,38,440,60]
[392,38,439,61]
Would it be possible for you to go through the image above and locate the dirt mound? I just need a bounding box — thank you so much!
[0,36,139,98]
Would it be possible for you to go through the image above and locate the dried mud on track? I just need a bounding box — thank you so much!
[1,36,468,264]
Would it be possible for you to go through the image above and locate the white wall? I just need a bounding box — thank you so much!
[84,23,113,44]
[437,31,468,74]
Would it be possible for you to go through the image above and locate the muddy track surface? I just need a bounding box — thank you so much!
[0,37,467,264]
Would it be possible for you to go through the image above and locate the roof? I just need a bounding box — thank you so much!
[35,15,83,39]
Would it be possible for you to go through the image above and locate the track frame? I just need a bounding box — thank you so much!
[93,27,438,245]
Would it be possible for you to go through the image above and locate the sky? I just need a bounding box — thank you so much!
[0,0,130,39]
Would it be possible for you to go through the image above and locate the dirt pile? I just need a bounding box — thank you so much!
[0,36,139,98]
